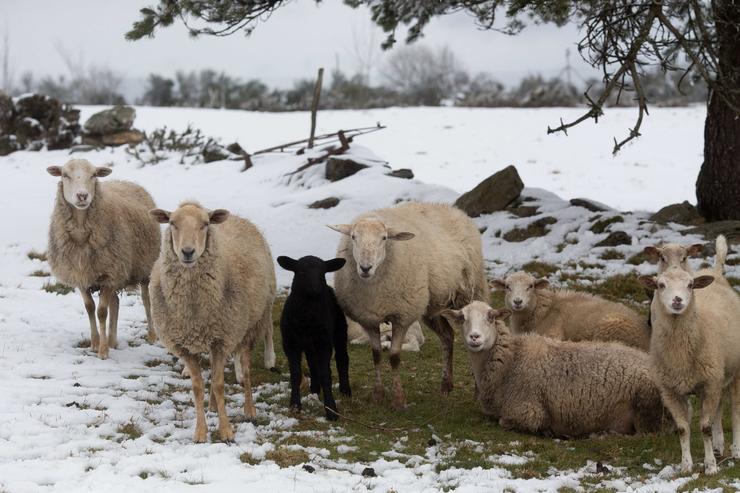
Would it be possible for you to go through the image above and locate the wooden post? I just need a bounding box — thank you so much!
[308,67,324,149]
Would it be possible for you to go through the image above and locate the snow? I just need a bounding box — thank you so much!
[0,105,733,492]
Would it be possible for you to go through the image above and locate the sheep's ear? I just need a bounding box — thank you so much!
[150,209,171,224]
[489,279,506,290]
[534,279,550,290]
[440,309,464,325]
[643,246,660,258]
[490,309,511,322]
[277,256,298,272]
[47,166,62,177]
[95,166,112,177]
[638,275,658,290]
[209,209,229,224]
[324,258,346,272]
[687,244,704,257]
[388,229,415,241]
[692,275,714,289]
[328,224,352,236]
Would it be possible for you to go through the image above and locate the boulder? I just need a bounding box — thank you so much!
[595,231,631,247]
[82,130,145,147]
[83,105,136,135]
[325,157,368,182]
[570,198,609,212]
[308,197,341,209]
[650,201,704,226]
[454,165,524,217]
[682,220,740,243]
[503,216,557,242]
[387,168,414,179]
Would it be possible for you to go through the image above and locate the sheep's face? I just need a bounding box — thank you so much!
[643,243,703,272]
[441,301,510,353]
[150,204,229,267]
[47,159,112,210]
[328,220,414,280]
[639,268,714,315]
[490,272,549,313]
[277,255,346,297]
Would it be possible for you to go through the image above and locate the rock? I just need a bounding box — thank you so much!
[650,201,705,226]
[570,198,609,212]
[308,197,340,209]
[503,216,557,242]
[361,467,377,478]
[595,231,631,247]
[387,168,414,179]
[0,134,18,156]
[454,165,524,217]
[325,157,368,181]
[202,141,232,163]
[83,105,136,135]
[302,465,315,474]
[82,130,145,147]
[0,93,81,154]
[590,215,623,234]
[508,205,539,218]
[226,142,246,155]
[682,220,740,243]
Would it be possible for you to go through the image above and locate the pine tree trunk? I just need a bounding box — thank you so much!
[696,1,740,221]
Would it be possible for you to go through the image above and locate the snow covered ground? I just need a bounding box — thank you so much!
[1,105,737,492]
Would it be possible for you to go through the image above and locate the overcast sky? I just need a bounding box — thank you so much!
[2,0,598,97]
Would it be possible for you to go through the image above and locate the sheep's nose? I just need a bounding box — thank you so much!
[513,298,523,306]
[181,247,195,259]
[673,296,683,303]
[470,333,481,341]
[76,192,88,201]
[360,265,372,274]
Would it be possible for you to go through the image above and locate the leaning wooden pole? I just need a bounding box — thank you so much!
[307,67,324,149]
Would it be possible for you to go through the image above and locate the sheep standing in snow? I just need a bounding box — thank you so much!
[47,159,160,359]
[443,301,667,436]
[639,235,740,474]
[491,271,650,350]
[277,255,351,421]
[149,202,276,442]
[330,202,489,409]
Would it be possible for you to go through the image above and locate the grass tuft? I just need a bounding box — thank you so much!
[29,269,50,277]
[117,420,143,441]
[43,282,74,295]
[521,261,558,277]
[27,250,47,262]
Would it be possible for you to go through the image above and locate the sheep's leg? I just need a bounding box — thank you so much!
[233,354,243,385]
[208,352,218,412]
[711,398,725,457]
[700,386,723,474]
[96,287,113,360]
[239,346,257,419]
[140,281,156,344]
[210,345,235,442]
[318,349,338,421]
[262,310,276,370]
[731,376,740,459]
[428,316,455,395]
[108,291,119,349]
[333,314,351,397]
[389,324,408,410]
[660,387,693,473]
[306,350,321,395]
[367,326,384,402]
[80,289,99,351]
[286,346,303,410]
[181,351,207,443]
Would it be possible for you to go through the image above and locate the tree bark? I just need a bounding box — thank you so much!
[696,1,740,221]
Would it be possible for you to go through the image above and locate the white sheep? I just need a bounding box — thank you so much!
[330,202,489,409]
[47,159,160,359]
[491,271,650,350]
[149,202,276,442]
[347,319,425,352]
[442,301,667,437]
[639,235,740,475]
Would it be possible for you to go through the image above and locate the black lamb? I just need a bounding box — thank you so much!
[277,255,351,421]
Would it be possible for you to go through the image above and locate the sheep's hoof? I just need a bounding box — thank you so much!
[145,332,157,344]
[440,380,453,396]
[98,345,109,360]
[731,445,740,459]
[244,404,257,420]
[391,396,407,411]
[339,385,352,397]
[372,385,385,403]
[90,336,100,351]
[194,426,207,443]
[704,463,718,475]
[325,411,339,422]
[218,424,235,442]
[679,459,693,474]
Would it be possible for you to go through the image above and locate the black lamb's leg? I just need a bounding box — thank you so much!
[333,313,351,397]
[318,348,338,421]
[306,349,321,396]
[286,347,303,411]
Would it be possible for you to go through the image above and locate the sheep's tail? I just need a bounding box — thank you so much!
[713,234,728,275]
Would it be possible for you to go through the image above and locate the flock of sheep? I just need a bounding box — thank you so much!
[45,158,739,476]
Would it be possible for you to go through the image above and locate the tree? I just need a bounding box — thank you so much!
[142,74,176,106]
[126,1,740,220]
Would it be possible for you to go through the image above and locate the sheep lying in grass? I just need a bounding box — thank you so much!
[47,159,160,359]
[149,202,276,442]
[330,202,489,409]
[347,319,425,352]
[639,235,740,475]
[442,301,667,437]
[278,255,351,421]
[491,271,650,350]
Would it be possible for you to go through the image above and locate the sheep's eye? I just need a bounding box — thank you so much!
[505,286,511,291]
[658,282,666,289]
[688,283,693,289]
[382,236,387,241]
[351,235,356,240]
[528,284,534,290]
[682,256,687,262]
[170,223,177,230]
[62,173,69,179]
[660,255,666,262]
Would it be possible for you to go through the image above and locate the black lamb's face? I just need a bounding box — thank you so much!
[278,255,346,296]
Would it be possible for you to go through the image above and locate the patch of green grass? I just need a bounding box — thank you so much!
[726,277,740,288]
[263,447,310,467]
[522,261,558,277]
[725,257,740,266]
[144,359,169,368]
[503,217,557,242]
[626,251,655,266]
[599,249,625,260]
[577,261,605,270]
[239,452,261,465]
[590,215,624,234]
[77,338,91,348]
[589,273,651,306]
[29,269,50,277]
[117,420,143,441]
[27,250,47,262]
[43,282,74,295]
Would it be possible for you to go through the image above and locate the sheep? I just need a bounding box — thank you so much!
[46,159,160,359]
[347,319,426,352]
[639,235,740,475]
[329,202,489,409]
[490,271,650,351]
[442,301,667,437]
[148,201,276,442]
[277,255,351,421]
[643,242,704,273]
